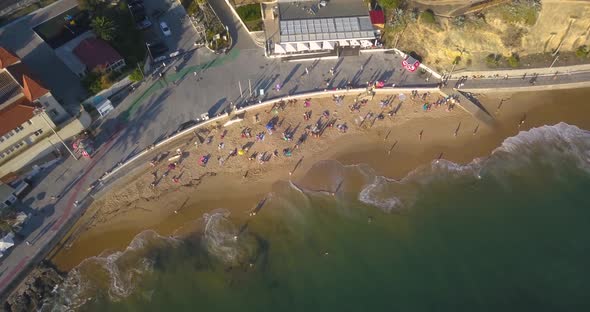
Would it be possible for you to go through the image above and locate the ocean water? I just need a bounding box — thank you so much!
[43,123,590,311]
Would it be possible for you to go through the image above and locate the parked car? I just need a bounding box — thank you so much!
[160,22,171,36]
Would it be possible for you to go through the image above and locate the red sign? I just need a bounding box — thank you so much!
[402,57,420,72]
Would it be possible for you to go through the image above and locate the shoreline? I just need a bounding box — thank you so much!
[49,87,590,272]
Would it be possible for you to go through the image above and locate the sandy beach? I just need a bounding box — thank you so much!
[49,87,590,271]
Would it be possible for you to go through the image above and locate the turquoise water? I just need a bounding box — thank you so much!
[46,123,590,311]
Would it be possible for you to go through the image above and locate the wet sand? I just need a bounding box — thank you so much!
[50,88,590,271]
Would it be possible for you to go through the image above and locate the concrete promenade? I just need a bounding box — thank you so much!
[447,63,590,93]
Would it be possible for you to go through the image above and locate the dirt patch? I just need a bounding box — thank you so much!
[386,1,590,71]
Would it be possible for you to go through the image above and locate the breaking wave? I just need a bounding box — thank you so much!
[356,122,590,212]
[41,230,180,311]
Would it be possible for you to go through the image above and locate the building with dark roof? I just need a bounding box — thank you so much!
[73,38,125,73]
[0,47,68,165]
[269,0,379,55]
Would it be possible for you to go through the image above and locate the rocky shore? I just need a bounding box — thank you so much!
[4,262,64,312]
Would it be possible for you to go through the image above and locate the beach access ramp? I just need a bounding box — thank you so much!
[440,88,495,125]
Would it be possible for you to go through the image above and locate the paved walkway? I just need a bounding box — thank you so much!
[448,67,590,92]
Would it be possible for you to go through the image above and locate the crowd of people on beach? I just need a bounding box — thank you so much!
[142,89,450,190]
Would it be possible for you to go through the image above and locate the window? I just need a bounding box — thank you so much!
[27,120,32,125]
[34,129,44,136]
[50,109,58,117]
[7,131,14,137]
[0,136,4,142]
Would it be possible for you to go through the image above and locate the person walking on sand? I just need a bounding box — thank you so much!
[419,130,423,141]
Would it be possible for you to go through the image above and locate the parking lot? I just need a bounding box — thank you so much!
[136,0,200,62]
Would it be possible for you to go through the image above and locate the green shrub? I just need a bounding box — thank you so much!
[130,68,143,82]
[420,9,436,24]
[378,0,402,10]
[185,0,202,16]
[575,45,589,58]
[506,54,520,68]
[82,70,114,95]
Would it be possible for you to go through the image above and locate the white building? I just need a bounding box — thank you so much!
[0,47,69,166]
[269,0,379,56]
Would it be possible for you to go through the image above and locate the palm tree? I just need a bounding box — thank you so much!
[91,16,116,41]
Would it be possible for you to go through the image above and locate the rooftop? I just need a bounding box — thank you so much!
[73,38,123,71]
[0,47,20,69]
[277,0,375,43]
[0,71,22,106]
[0,97,36,137]
[278,0,369,20]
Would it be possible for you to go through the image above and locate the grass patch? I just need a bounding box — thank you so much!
[235,3,262,31]
[420,9,436,24]
[0,0,59,27]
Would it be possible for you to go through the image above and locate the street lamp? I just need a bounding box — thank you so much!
[34,107,78,159]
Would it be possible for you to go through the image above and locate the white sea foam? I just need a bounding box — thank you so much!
[357,123,590,212]
[42,230,180,311]
[358,176,404,212]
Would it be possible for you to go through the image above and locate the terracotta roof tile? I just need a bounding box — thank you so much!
[22,74,49,101]
[0,47,20,69]
[0,97,35,137]
[73,38,123,71]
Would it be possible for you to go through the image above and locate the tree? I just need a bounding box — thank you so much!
[91,16,117,42]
